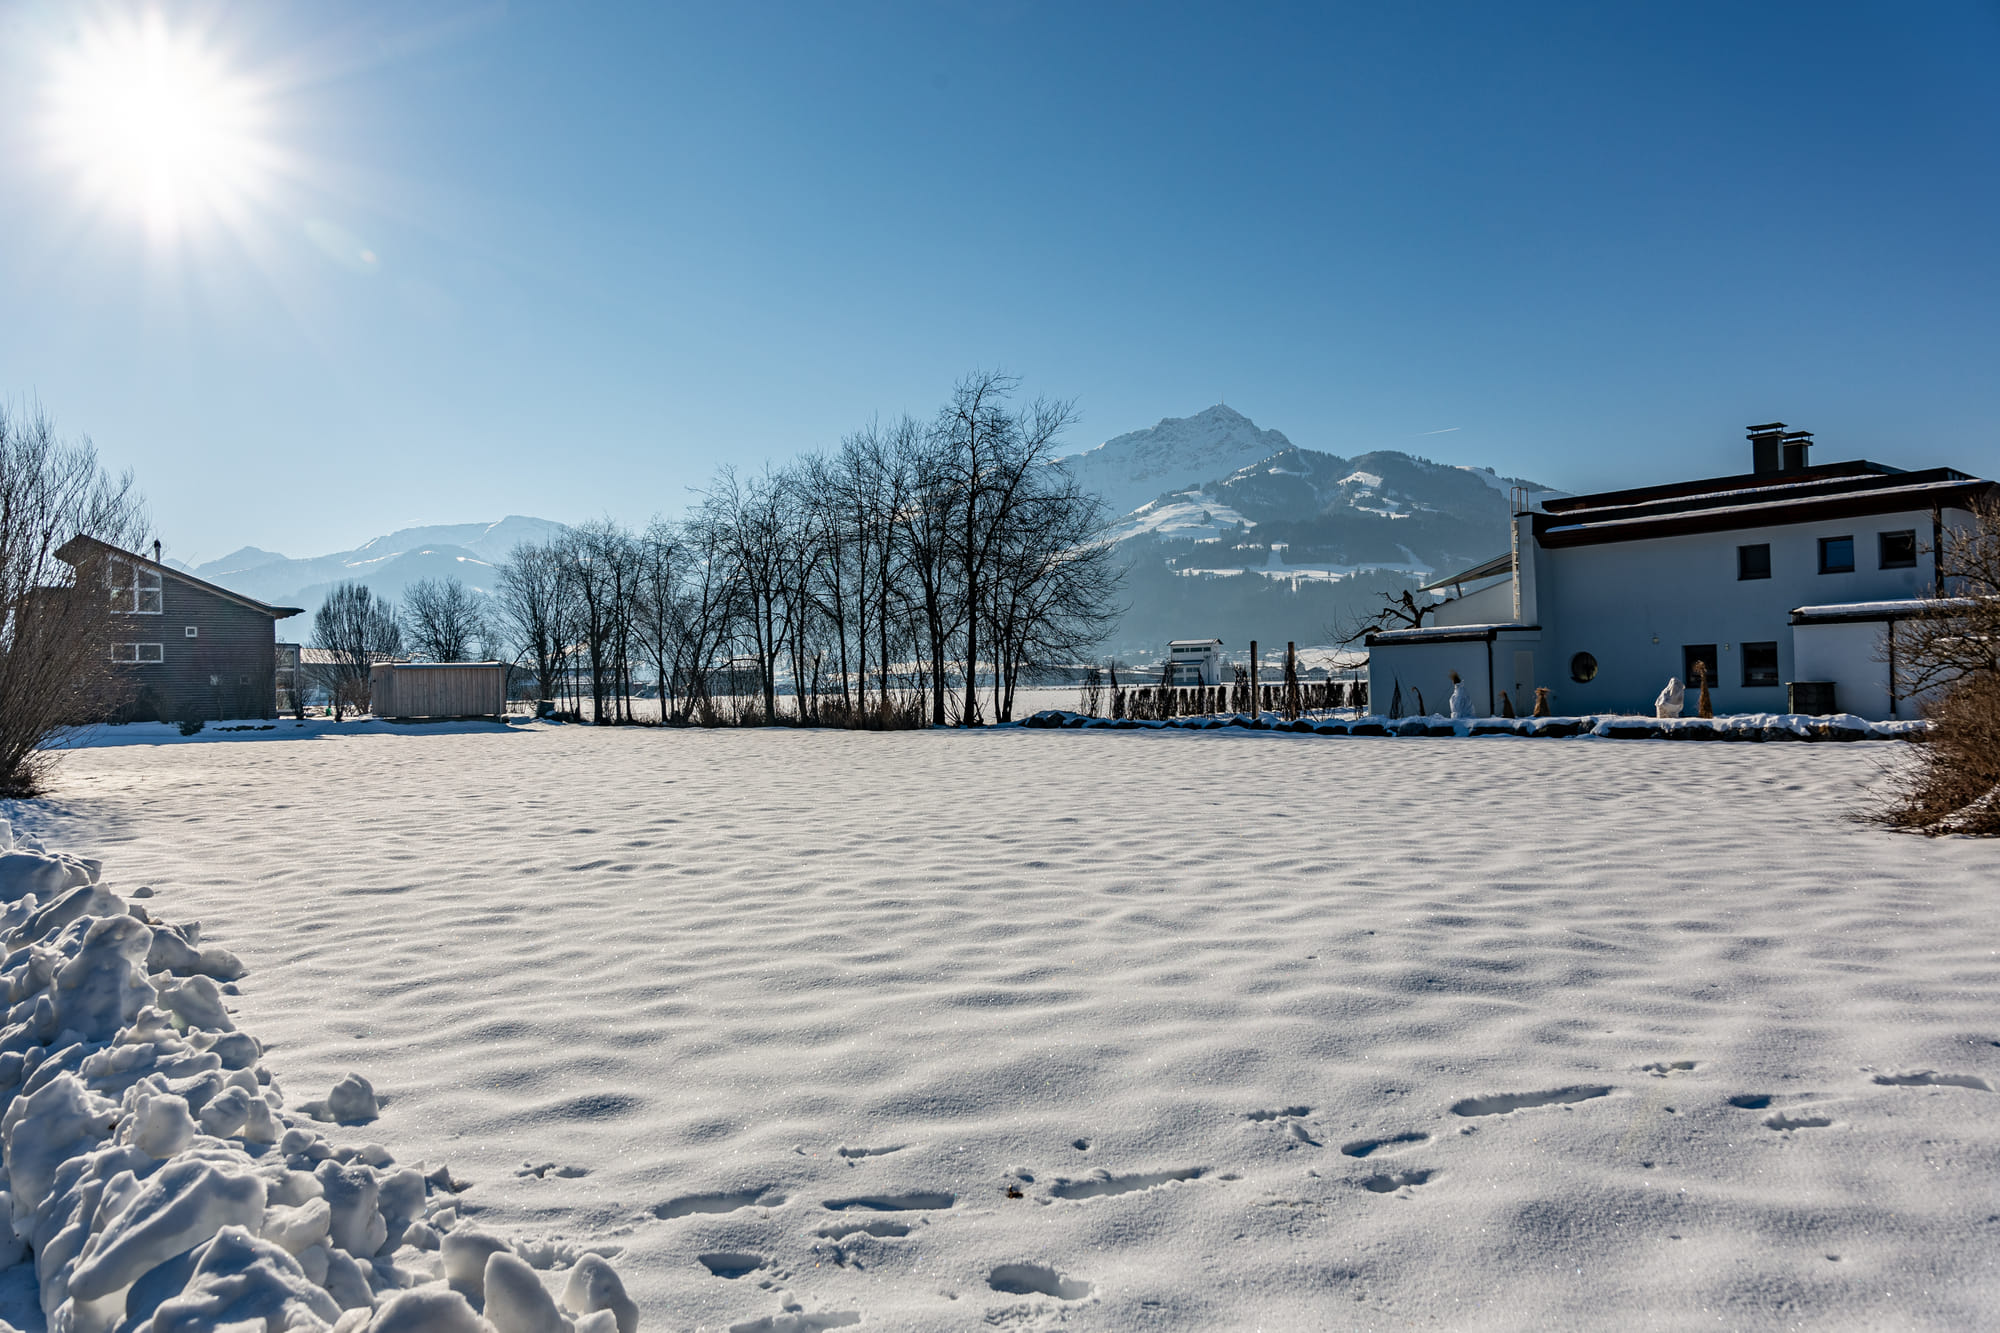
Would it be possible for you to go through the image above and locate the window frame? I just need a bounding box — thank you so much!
[1737,543,1772,580]
[111,642,164,664]
[105,557,164,613]
[1569,651,1598,684]
[1740,640,1780,688]
[1878,529,1917,570]
[1682,643,1719,690]
[1818,535,1855,575]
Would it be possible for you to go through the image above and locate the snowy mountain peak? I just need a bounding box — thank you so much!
[1057,404,1296,518]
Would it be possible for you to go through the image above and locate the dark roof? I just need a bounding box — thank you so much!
[1365,623,1540,646]
[1538,459,1903,515]
[1532,463,1992,550]
[56,535,303,620]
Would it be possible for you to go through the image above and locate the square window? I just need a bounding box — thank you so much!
[185,626,198,637]
[138,644,163,664]
[110,643,136,663]
[1737,544,1771,580]
[1741,641,1779,687]
[1682,643,1718,690]
[1879,530,1917,569]
[1818,535,1854,574]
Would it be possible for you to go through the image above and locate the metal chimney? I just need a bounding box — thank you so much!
[1780,430,1813,472]
[152,539,162,565]
[1747,423,1787,476]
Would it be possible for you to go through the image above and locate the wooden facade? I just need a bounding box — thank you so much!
[56,536,303,723]
[371,662,507,720]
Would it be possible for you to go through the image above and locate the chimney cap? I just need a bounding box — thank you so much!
[1746,422,1788,434]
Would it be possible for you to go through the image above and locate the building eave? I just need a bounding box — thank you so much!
[1365,623,1540,646]
[56,534,304,620]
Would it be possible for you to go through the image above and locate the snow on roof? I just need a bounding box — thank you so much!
[1542,477,1977,535]
[1367,622,1533,643]
[1790,597,1980,623]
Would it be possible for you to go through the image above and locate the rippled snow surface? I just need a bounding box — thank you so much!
[18,726,2000,1330]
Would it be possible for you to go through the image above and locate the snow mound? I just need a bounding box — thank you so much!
[0,821,636,1333]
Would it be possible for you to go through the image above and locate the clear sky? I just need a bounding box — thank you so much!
[2,2,1995,563]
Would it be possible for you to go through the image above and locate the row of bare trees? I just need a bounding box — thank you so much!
[491,373,1122,726]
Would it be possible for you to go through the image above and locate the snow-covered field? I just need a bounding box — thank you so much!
[14,725,2000,1330]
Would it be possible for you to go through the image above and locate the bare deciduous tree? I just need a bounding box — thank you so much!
[495,541,567,708]
[402,577,491,663]
[309,582,401,719]
[0,407,148,793]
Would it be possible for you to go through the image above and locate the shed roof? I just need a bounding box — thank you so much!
[1419,551,1513,592]
[56,535,304,620]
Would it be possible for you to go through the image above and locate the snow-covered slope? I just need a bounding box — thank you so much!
[1057,405,1294,519]
[1076,407,1557,651]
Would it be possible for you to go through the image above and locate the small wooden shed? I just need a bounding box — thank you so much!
[370,662,507,720]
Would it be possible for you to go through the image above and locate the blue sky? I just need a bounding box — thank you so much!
[2,2,1995,562]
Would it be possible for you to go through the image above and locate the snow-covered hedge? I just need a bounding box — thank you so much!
[1018,709,1923,742]
[0,825,637,1333]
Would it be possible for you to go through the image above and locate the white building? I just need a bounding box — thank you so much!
[1365,424,1993,720]
[1167,639,1226,686]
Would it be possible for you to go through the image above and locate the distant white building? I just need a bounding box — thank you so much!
[1365,424,1993,720]
[1167,639,1225,686]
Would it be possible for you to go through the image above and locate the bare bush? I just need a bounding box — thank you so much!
[1877,673,2000,835]
[0,407,148,794]
[1880,495,2000,834]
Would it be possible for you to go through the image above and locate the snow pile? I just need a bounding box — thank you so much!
[0,824,636,1333]
[1019,709,1923,741]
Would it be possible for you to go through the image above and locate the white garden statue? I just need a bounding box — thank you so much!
[1655,676,1685,718]
[1448,678,1474,719]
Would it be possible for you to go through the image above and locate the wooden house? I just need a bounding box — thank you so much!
[56,535,304,722]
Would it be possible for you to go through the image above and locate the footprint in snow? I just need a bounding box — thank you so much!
[1357,1168,1437,1194]
[987,1263,1093,1300]
[1339,1132,1428,1159]
[1872,1071,1993,1092]
[699,1252,768,1279]
[1450,1086,1613,1117]
[1764,1112,1834,1131]
[653,1188,787,1219]
[1046,1167,1206,1200]
[516,1162,589,1179]
[1245,1106,1320,1146]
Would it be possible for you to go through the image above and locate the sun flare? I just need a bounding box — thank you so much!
[46,14,269,231]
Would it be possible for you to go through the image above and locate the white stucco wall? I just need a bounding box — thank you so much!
[1535,507,1959,717]
[1432,578,1514,628]
[1364,630,1542,718]
[1791,621,1891,719]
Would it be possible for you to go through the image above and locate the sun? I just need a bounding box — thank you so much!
[45,13,270,233]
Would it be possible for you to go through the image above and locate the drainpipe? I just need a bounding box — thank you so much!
[1886,615,1897,720]
[1485,633,1494,716]
[1932,506,1945,597]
